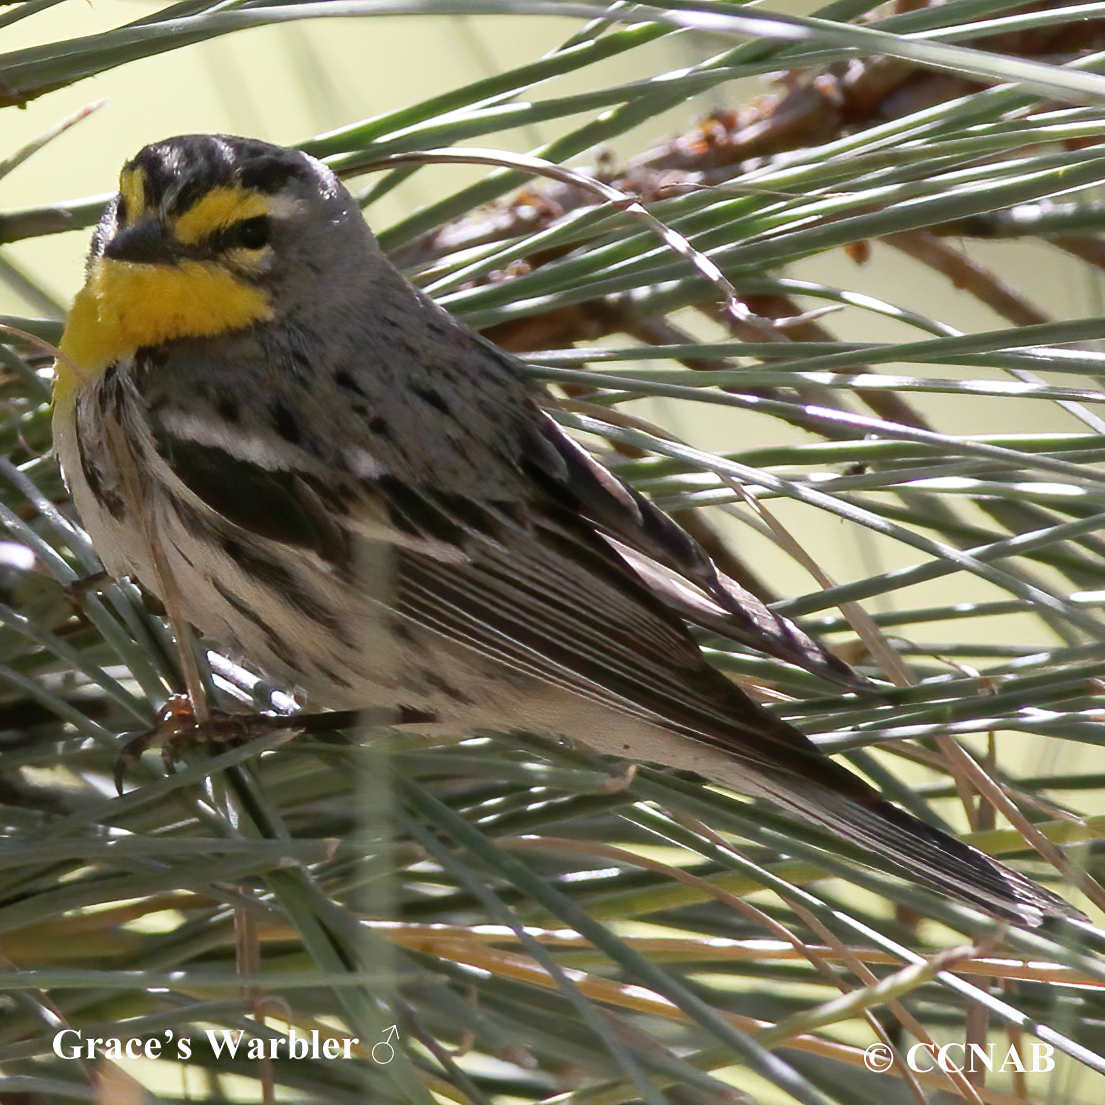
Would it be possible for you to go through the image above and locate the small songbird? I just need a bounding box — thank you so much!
[52,134,1077,926]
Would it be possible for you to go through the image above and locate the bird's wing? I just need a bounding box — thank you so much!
[145,388,841,781]
[518,411,870,688]
[367,476,866,788]
[142,327,866,689]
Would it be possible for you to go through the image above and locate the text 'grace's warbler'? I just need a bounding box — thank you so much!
[53,135,1079,926]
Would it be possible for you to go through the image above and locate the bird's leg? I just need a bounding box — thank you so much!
[114,704,426,792]
[155,563,211,728]
[114,700,306,793]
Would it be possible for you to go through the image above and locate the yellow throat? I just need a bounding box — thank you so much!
[55,174,274,404]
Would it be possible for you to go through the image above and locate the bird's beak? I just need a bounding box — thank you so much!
[102,219,181,265]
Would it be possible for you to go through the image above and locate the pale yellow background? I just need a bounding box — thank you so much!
[5,7,1102,1101]
[6,2,1098,634]
[5,2,1097,644]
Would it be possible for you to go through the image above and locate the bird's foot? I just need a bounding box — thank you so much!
[115,696,308,793]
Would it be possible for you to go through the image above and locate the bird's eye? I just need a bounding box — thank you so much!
[220,215,270,251]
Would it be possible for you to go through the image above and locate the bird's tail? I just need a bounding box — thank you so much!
[745,764,1081,926]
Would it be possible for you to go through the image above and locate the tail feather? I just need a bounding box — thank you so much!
[750,771,1081,926]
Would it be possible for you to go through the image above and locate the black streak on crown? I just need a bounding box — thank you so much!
[125,135,312,216]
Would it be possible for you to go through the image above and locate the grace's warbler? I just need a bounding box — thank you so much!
[53,135,1078,926]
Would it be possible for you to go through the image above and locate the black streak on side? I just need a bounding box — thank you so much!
[154,434,351,569]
